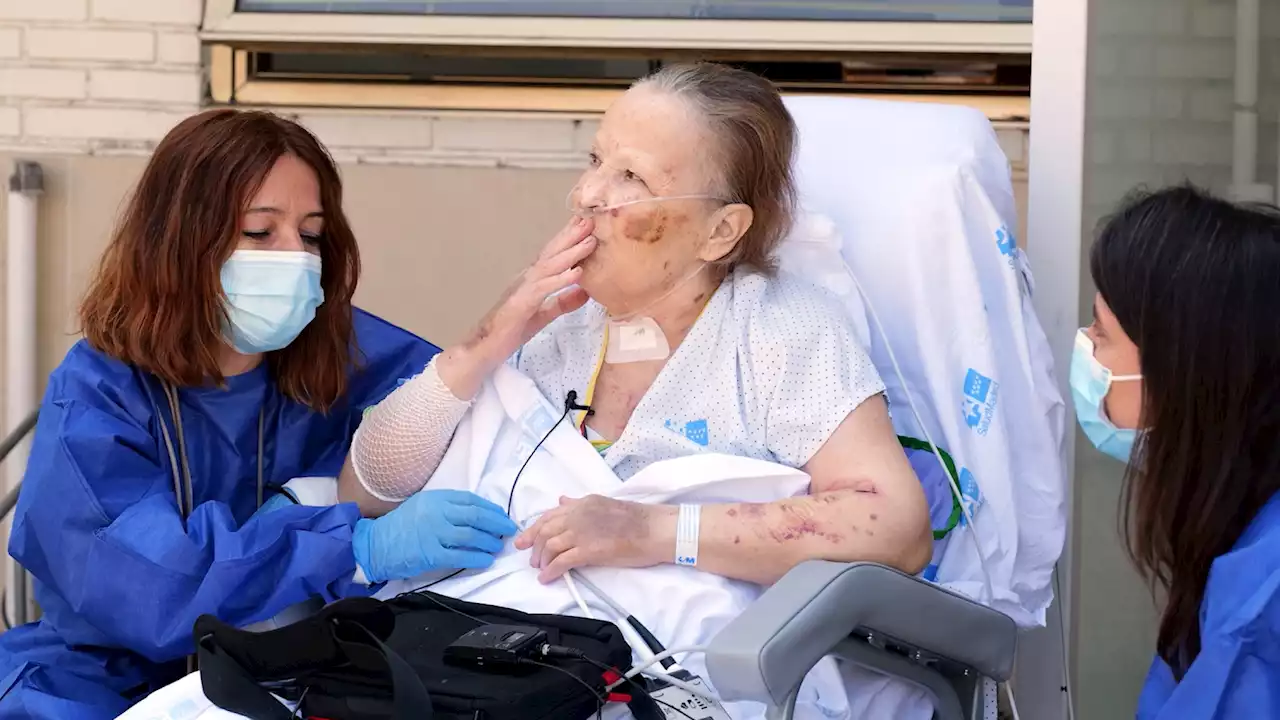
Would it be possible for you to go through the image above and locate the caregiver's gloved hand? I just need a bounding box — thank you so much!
[353,489,519,583]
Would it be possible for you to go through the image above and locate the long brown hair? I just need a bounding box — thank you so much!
[1091,185,1280,677]
[79,108,360,411]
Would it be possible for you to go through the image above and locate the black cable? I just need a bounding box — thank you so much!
[402,391,581,598]
[405,585,489,626]
[506,392,580,516]
[402,568,465,596]
[517,657,604,720]
[627,618,677,671]
[0,589,9,631]
[288,687,310,720]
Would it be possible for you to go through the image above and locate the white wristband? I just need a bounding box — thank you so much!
[675,504,701,567]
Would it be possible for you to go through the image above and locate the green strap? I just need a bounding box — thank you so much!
[898,435,964,540]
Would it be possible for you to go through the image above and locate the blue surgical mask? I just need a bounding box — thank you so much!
[1070,329,1142,462]
[221,250,324,354]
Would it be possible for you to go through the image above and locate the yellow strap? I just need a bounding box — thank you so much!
[576,323,609,431]
[576,289,716,433]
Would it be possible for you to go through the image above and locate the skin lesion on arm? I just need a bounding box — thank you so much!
[685,395,933,585]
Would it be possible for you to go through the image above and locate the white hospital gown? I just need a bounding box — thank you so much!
[515,266,886,478]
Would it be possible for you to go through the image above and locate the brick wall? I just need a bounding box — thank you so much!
[0,0,1032,180]
[1085,0,1239,227]
[0,0,203,154]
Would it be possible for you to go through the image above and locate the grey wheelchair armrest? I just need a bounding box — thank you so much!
[703,561,1017,706]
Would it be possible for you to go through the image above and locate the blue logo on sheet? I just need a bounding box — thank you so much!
[519,403,558,441]
[995,225,1016,257]
[957,467,982,526]
[507,403,559,470]
[962,369,1000,436]
[665,418,710,446]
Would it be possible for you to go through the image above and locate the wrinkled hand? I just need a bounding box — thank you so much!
[513,495,672,583]
[463,217,596,368]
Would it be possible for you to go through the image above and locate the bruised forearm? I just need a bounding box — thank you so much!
[648,489,932,586]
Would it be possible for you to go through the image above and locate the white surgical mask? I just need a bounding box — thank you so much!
[221,250,324,354]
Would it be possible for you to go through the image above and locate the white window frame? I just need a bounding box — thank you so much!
[202,0,1032,54]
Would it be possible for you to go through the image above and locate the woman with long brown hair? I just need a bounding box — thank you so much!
[0,109,517,718]
[1074,185,1280,717]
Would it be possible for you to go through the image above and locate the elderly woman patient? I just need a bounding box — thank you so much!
[339,62,932,589]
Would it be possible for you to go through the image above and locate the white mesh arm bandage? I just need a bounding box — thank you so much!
[350,355,473,502]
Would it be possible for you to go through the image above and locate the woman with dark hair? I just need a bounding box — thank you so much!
[0,109,517,719]
[1075,184,1280,716]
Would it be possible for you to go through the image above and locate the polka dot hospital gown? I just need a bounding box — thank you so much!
[513,266,886,479]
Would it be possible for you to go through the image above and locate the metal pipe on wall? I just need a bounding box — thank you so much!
[6,161,43,628]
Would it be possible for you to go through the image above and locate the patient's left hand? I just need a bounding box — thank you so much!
[513,495,674,583]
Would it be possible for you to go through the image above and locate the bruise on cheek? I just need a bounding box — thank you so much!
[622,211,666,244]
[621,207,693,245]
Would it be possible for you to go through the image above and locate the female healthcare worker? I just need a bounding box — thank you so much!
[1074,185,1280,718]
[0,109,519,719]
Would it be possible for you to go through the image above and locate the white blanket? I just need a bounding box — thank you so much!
[118,364,933,720]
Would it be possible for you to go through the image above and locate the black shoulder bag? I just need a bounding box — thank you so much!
[195,590,643,720]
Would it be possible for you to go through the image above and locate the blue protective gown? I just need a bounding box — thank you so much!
[0,309,439,719]
[1137,491,1280,718]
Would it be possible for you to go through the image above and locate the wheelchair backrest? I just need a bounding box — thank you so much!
[776,95,1068,628]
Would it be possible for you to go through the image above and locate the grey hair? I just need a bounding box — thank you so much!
[634,62,798,274]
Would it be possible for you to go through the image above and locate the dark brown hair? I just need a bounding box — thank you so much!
[79,108,360,412]
[1091,184,1280,678]
[638,62,797,274]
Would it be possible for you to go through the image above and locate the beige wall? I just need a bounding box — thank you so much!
[0,145,1028,385]
[0,154,581,384]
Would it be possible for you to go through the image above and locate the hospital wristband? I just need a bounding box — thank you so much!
[675,504,701,567]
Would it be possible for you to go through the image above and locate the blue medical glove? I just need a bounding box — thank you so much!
[352,489,519,584]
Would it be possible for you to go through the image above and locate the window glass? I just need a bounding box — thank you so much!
[235,0,1032,23]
